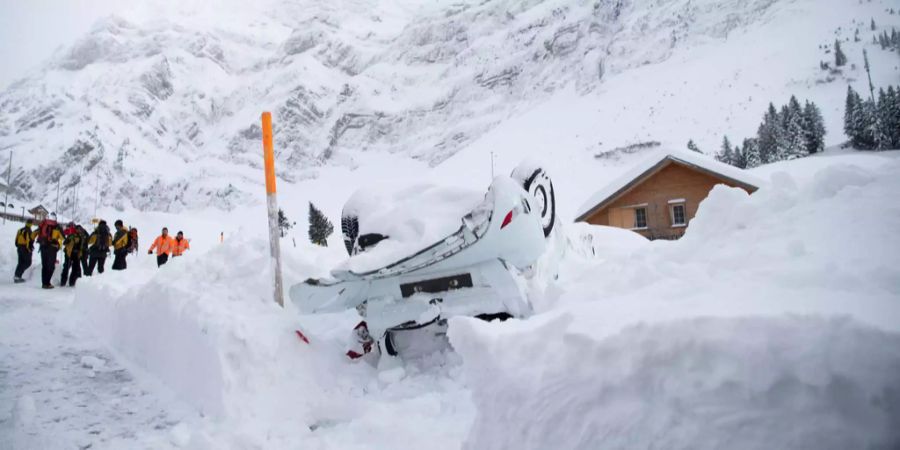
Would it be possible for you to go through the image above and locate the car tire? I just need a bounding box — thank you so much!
[518,167,556,237]
[341,212,359,256]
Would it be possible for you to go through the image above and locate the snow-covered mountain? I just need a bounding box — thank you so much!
[0,0,897,215]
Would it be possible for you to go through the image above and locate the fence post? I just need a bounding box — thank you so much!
[261,112,284,307]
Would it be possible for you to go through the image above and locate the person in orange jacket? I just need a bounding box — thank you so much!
[172,231,190,257]
[148,227,175,267]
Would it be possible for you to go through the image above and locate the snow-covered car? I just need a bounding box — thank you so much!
[289,162,556,362]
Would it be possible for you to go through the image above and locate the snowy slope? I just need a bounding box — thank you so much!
[1,0,897,216]
[1,149,895,449]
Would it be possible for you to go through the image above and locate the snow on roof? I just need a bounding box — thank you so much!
[575,149,764,221]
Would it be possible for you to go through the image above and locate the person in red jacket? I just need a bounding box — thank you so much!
[147,227,175,267]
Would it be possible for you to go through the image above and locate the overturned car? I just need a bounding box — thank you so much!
[289,162,557,362]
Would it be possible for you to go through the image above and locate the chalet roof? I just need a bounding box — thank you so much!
[28,205,49,214]
[575,149,764,222]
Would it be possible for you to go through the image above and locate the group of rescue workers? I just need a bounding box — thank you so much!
[13,218,190,289]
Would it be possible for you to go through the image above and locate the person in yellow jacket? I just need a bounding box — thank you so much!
[111,220,130,271]
[86,221,112,275]
[148,227,175,267]
[14,219,37,283]
[37,220,64,289]
[172,231,190,257]
[60,222,83,287]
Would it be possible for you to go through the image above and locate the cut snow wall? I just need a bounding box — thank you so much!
[72,232,331,439]
[449,315,900,450]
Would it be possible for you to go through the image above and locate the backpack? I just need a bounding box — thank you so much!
[90,225,110,252]
[38,219,58,245]
[128,228,139,252]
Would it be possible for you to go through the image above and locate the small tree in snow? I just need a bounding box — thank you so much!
[716,136,734,165]
[686,139,702,153]
[308,202,333,246]
[834,40,847,67]
[278,208,294,238]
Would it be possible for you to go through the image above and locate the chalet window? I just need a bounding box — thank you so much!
[670,203,686,226]
[634,208,647,229]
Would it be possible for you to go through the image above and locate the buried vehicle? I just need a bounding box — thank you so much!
[289,162,557,362]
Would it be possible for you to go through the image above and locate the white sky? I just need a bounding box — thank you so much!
[0,0,128,89]
[0,0,265,89]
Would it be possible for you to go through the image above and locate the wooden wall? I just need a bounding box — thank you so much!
[583,162,752,240]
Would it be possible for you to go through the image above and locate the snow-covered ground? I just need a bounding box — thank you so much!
[2,0,900,448]
[2,149,899,449]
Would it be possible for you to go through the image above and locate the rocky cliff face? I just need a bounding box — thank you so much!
[0,0,784,214]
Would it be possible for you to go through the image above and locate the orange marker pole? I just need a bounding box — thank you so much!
[261,112,284,307]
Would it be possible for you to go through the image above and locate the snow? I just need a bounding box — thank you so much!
[338,182,484,273]
[3,150,897,448]
[574,148,766,221]
[450,315,900,450]
[1,0,900,447]
[447,151,900,449]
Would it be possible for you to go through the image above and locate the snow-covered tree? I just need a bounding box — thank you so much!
[732,141,748,169]
[885,86,900,148]
[278,208,294,238]
[686,139,701,153]
[716,136,734,165]
[844,85,860,142]
[801,101,826,154]
[757,103,780,163]
[844,84,879,150]
[871,18,877,31]
[845,85,878,150]
[834,40,847,67]
[308,202,333,246]
[742,138,762,168]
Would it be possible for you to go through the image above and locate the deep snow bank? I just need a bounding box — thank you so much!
[72,233,343,443]
[450,315,900,450]
[449,155,900,449]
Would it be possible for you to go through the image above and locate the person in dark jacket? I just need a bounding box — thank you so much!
[77,225,90,275]
[60,222,83,287]
[111,220,130,270]
[86,221,112,275]
[14,219,36,283]
[38,221,64,289]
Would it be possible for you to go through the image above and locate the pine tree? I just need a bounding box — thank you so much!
[686,139,701,153]
[844,85,860,144]
[774,105,795,160]
[732,142,747,169]
[802,101,826,154]
[717,136,734,165]
[871,18,877,31]
[781,99,807,159]
[876,88,891,150]
[886,86,900,148]
[278,208,293,238]
[834,39,847,67]
[307,202,333,246]
[757,103,779,163]
[743,138,762,168]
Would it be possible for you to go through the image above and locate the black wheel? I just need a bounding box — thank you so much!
[341,212,358,256]
[517,167,556,237]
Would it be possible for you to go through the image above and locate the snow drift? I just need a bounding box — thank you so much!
[449,155,900,449]
[72,235,340,444]
[450,314,900,450]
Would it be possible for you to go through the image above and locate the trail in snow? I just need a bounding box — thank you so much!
[0,283,192,449]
